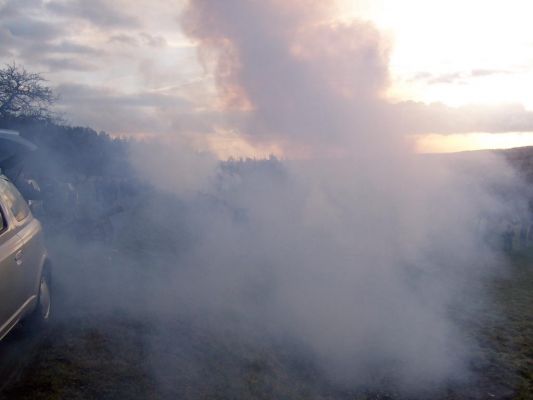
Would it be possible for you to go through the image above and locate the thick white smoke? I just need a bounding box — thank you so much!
[181,0,396,157]
[129,0,526,394]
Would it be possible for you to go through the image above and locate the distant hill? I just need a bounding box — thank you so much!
[498,146,533,183]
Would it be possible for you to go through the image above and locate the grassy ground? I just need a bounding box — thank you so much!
[472,251,533,399]
[0,238,531,400]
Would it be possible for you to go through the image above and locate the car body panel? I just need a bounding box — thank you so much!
[0,175,47,340]
[16,218,46,299]
[0,220,26,339]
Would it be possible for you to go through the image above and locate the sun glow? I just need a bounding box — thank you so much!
[339,0,533,152]
[416,132,533,153]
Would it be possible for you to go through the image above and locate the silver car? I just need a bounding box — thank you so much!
[0,133,51,341]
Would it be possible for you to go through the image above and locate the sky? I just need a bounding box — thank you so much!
[1,0,533,156]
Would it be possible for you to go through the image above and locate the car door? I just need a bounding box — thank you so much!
[13,217,44,304]
[0,196,26,337]
[0,178,42,305]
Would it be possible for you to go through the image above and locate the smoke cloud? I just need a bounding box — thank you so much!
[181,0,397,156]
[125,0,527,395]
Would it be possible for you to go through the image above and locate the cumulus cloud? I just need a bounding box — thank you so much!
[394,101,533,135]
[0,27,15,57]
[2,17,63,40]
[54,83,227,136]
[107,32,168,48]
[108,33,141,47]
[1,0,533,142]
[410,69,514,85]
[0,1,94,71]
[139,32,168,47]
[0,0,203,127]
[46,0,140,28]
[0,0,44,18]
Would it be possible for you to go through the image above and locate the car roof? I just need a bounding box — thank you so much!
[0,130,37,172]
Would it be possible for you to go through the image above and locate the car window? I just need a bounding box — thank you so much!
[1,179,30,222]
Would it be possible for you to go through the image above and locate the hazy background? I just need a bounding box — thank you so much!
[1,0,532,398]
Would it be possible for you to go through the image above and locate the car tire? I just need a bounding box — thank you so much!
[26,267,52,329]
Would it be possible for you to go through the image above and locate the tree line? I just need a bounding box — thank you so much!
[0,63,130,180]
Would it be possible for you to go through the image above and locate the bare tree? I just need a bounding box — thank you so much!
[0,63,56,121]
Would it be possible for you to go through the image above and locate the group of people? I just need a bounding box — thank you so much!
[15,172,136,241]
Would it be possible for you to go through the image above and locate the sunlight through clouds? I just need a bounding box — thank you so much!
[341,0,533,109]
[2,0,533,154]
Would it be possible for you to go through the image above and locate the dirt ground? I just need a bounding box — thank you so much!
[0,234,531,400]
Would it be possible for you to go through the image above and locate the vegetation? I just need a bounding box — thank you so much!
[0,64,130,180]
[1,117,131,179]
[0,64,56,122]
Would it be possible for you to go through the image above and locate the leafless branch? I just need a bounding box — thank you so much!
[0,63,57,121]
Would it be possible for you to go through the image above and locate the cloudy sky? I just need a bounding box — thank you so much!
[2,0,533,156]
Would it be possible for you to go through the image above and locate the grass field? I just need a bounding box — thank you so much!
[468,250,533,400]
[0,235,531,400]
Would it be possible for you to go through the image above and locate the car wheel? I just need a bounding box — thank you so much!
[36,271,51,322]
[26,268,52,328]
